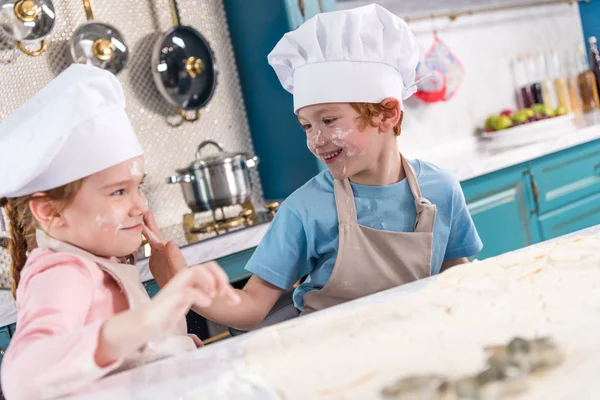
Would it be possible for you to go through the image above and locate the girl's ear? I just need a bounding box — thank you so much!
[29,195,65,229]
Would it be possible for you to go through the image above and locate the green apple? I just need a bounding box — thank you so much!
[523,108,535,118]
[532,104,546,115]
[512,110,529,124]
[555,106,569,116]
[493,115,513,130]
[485,115,500,130]
[541,105,555,117]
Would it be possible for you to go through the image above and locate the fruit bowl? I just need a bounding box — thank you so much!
[480,113,576,149]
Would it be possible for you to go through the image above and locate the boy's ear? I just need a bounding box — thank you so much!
[379,97,402,133]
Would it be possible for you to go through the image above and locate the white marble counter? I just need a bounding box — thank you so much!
[65,225,600,400]
[413,112,600,182]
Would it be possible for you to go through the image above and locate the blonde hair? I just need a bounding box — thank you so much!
[0,180,83,299]
[350,100,404,136]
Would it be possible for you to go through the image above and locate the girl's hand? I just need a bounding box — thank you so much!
[142,211,186,288]
[97,264,240,366]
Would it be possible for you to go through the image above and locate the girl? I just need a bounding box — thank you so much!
[0,64,239,399]
[147,4,482,332]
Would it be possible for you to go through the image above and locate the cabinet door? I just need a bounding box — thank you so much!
[538,191,600,240]
[461,165,540,260]
[530,140,600,214]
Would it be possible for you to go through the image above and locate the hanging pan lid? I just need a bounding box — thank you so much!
[152,0,217,116]
[69,0,128,74]
[70,22,128,74]
[0,0,55,42]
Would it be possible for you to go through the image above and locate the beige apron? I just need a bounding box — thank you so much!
[303,155,437,314]
[36,230,196,369]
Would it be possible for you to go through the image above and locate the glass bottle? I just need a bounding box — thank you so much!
[576,45,600,112]
[512,55,534,108]
[549,49,571,111]
[526,53,544,104]
[536,50,558,108]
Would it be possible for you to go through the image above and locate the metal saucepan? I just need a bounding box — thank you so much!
[0,0,55,56]
[152,0,217,124]
[167,141,258,213]
[69,0,128,74]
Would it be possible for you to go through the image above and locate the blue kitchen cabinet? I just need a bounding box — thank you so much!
[538,190,600,240]
[528,140,600,214]
[0,326,10,363]
[143,280,161,298]
[461,164,541,260]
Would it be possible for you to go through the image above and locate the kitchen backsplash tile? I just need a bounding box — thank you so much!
[0,0,262,244]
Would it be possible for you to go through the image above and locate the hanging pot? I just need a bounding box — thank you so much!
[167,141,258,213]
[0,0,55,56]
[69,0,128,74]
[152,0,217,124]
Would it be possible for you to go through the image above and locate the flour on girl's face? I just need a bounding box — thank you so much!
[129,159,145,178]
[94,208,126,232]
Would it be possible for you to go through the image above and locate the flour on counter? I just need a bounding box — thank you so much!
[243,235,600,399]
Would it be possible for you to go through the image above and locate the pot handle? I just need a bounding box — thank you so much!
[179,108,200,123]
[245,156,259,169]
[195,140,224,160]
[82,0,94,21]
[167,175,193,184]
[16,40,47,57]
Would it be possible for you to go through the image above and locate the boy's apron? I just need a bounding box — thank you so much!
[303,155,437,314]
[36,230,196,369]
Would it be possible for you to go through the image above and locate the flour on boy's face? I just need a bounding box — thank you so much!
[299,103,375,180]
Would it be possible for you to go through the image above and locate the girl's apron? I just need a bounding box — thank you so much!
[36,230,196,369]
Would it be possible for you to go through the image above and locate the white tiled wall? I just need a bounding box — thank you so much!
[337,1,586,157]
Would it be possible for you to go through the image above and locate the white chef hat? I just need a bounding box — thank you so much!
[0,64,143,199]
[268,4,419,113]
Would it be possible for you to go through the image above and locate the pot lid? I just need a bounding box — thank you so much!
[0,0,55,42]
[70,22,128,74]
[153,26,217,110]
[179,141,248,171]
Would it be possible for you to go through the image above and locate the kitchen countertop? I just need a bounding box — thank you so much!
[66,225,600,399]
[414,112,600,182]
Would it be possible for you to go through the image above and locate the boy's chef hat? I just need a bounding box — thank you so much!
[268,4,419,113]
[0,64,143,198]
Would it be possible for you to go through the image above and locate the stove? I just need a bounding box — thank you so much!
[182,201,279,244]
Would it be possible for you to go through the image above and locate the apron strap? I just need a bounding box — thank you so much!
[333,178,357,225]
[401,156,437,234]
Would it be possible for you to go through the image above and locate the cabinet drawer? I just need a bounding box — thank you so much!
[0,326,11,363]
[538,191,600,240]
[530,140,600,213]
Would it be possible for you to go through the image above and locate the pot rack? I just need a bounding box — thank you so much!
[400,0,590,23]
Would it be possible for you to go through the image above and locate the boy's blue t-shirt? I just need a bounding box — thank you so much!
[245,159,483,311]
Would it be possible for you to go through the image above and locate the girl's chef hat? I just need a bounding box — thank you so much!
[0,64,143,198]
[268,4,419,113]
